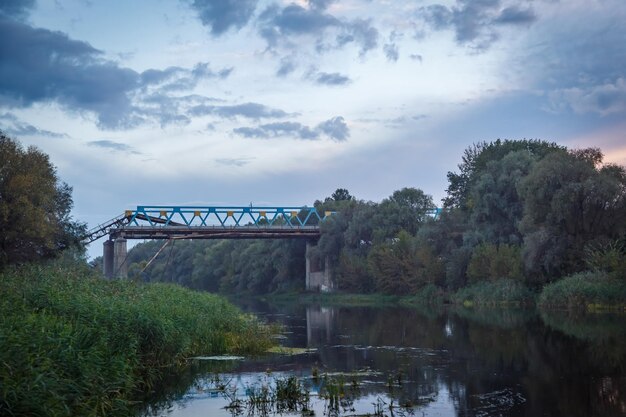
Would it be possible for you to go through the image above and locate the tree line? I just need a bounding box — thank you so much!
[125,139,626,295]
[2,130,624,297]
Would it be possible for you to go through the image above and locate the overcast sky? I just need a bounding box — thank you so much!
[2,0,626,256]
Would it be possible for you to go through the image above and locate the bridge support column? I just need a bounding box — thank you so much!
[305,241,333,292]
[113,238,128,279]
[103,240,114,279]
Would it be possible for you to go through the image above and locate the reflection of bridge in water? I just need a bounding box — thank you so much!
[83,205,336,289]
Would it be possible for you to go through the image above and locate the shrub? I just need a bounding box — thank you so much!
[453,279,534,306]
[538,271,626,310]
[467,243,523,283]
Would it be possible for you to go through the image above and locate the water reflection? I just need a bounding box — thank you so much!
[146,301,626,417]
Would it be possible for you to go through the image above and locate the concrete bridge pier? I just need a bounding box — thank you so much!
[305,241,333,292]
[103,237,128,279]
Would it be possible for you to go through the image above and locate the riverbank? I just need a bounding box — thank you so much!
[0,262,274,417]
[259,276,626,311]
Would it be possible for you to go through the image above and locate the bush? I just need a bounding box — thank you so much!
[538,271,626,310]
[0,262,273,416]
[466,243,523,283]
[452,279,534,306]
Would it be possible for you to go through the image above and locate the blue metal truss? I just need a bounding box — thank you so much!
[125,206,336,229]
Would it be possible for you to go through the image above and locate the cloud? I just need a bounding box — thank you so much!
[0,0,35,20]
[383,43,399,62]
[259,3,340,46]
[0,18,138,128]
[187,0,259,36]
[87,139,140,154]
[234,122,318,140]
[494,6,537,25]
[276,57,296,77]
[316,116,349,141]
[0,112,68,138]
[514,3,626,114]
[234,116,349,141]
[188,102,292,119]
[308,0,336,11]
[259,4,378,57]
[0,18,233,129]
[409,54,423,62]
[140,62,232,92]
[315,72,351,86]
[215,157,255,167]
[420,0,538,51]
[548,78,626,116]
[337,19,379,57]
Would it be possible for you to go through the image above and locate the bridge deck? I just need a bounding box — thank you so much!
[110,225,321,240]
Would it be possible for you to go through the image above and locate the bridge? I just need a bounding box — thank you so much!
[85,205,443,291]
[84,205,337,289]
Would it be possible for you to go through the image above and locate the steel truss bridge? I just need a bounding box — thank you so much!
[84,205,337,243]
[83,204,442,281]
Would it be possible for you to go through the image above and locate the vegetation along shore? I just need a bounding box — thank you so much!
[122,139,626,310]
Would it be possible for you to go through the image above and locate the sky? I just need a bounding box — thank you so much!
[1,0,626,257]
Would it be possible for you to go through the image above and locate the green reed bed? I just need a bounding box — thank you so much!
[0,262,274,416]
[452,279,536,307]
[538,272,626,310]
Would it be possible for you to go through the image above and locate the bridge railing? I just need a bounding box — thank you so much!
[123,206,336,229]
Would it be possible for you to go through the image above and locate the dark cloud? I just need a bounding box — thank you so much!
[517,5,626,115]
[188,0,258,36]
[259,4,340,40]
[0,112,67,138]
[215,157,254,167]
[188,102,292,119]
[383,43,399,62]
[0,0,35,20]
[316,116,349,141]
[548,78,626,116]
[234,116,349,141]
[494,6,537,25]
[259,5,378,57]
[0,18,232,129]
[336,18,379,57]
[0,18,141,129]
[87,139,140,154]
[420,0,538,51]
[315,72,351,86]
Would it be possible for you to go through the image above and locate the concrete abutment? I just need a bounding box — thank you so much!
[103,237,127,279]
[305,241,334,292]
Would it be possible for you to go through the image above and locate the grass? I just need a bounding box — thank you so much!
[0,261,274,416]
[538,271,626,310]
[452,279,535,307]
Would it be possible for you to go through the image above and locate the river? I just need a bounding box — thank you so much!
[144,299,626,417]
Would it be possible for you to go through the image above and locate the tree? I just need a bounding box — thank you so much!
[374,187,435,240]
[444,139,564,209]
[326,188,354,203]
[0,133,85,268]
[465,150,537,246]
[518,149,626,279]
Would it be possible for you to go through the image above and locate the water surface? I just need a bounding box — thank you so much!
[146,300,626,417]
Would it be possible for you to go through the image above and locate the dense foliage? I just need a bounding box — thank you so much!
[124,139,626,306]
[0,261,274,416]
[0,132,85,269]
